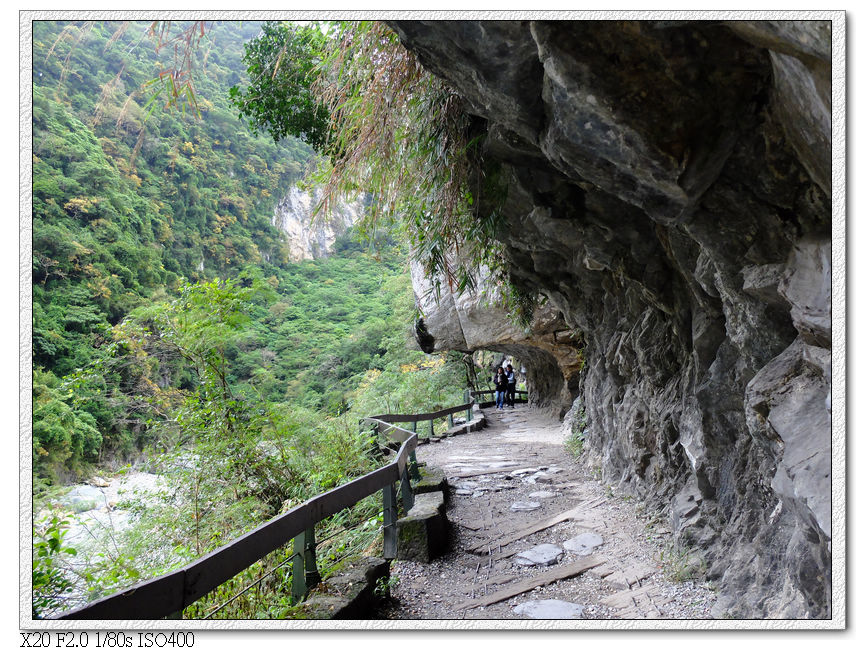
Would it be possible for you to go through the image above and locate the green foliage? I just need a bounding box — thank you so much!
[117,279,296,530]
[33,19,315,376]
[565,401,587,458]
[181,492,383,619]
[35,269,467,615]
[31,20,478,619]
[349,352,465,423]
[32,516,78,618]
[656,543,708,583]
[374,573,399,599]
[143,21,210,118]
[33,369,103,481]
[32,20,318,476]
[229,21,331,150]
[236,20,513,300]
[565,429,584,458]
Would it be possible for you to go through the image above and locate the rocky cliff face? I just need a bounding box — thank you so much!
[392,20,832,618]
[411,261,586,412]
[272,186,365,261]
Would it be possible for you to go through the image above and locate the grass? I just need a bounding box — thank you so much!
[564,430,584,457]
[655,542,708,583]
[374,574,400,599]
[564,401,587,458]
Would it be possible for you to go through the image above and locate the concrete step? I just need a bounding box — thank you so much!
[397,490,448,562]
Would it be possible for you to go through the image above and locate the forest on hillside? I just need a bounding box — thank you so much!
[31,20,472,618]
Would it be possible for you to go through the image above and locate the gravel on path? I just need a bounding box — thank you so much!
[379,406,717,621]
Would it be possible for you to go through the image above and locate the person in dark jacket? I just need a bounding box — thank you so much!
[505,364,516,408]
[493,367,508,410]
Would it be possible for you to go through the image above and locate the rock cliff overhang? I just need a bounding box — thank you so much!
[393,19,833,619]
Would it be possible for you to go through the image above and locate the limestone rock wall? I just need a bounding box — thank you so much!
[272,186,365,261]
[411,261,584,412]
[393,20,832,618]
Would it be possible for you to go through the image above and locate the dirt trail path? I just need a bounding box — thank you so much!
[380,406,717,620]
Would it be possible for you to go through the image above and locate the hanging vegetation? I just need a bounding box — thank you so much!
[235,21,514,302]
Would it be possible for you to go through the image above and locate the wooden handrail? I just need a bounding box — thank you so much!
[57,434,418,620]
[367,398,475,424]
[363,417,416,443]
[55,387,514,620]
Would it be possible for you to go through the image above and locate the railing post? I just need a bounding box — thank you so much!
[448,413,454,428]
[303,527,321,589]
[382,483,398,559]
[409,450,421,481]
[464,389,471,423]
[429,418,434,438]
[400,466,414,512]
[291,527,319,604]
[291,532,307,604]
[411,421,417,434]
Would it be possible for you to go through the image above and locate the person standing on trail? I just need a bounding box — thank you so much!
[505,364,516,408]
[493,367,508,410]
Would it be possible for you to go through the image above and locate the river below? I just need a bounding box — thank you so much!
[34,469,176,614]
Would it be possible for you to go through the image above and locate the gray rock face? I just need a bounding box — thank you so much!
[411,261,582,412]
[391,19,832,618]
[272,186,365,261]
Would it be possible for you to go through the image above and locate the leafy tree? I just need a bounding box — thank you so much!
[33,369,103,480]
[116,280,294,546]
[229,22,331,150]
[32,516,78,618]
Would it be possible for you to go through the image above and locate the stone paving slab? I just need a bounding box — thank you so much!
[513,599,585,619]
[563,532,604,555]
[514,543,565,567]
